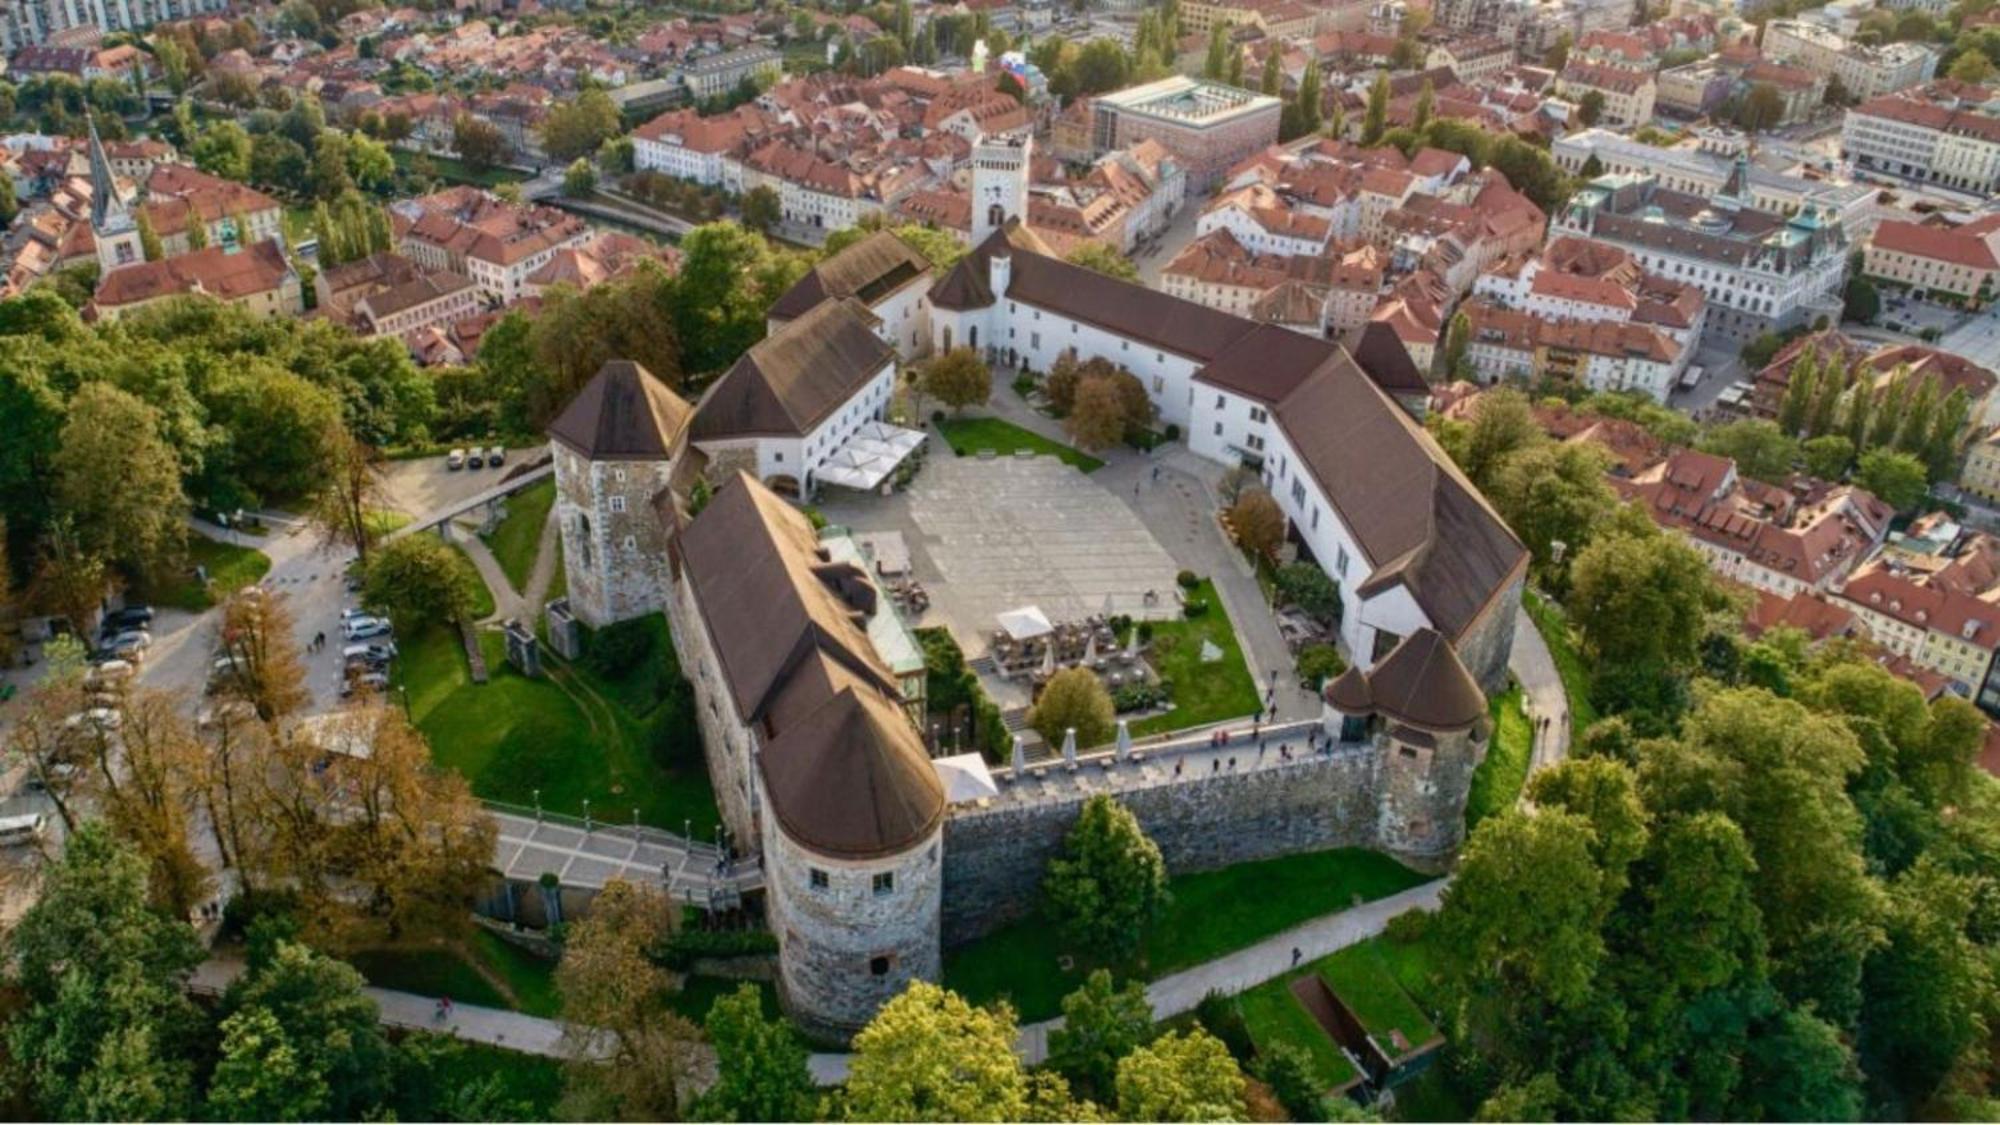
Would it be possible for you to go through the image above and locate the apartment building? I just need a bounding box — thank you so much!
[1863,215,2000,306]
[1762,18,1936,100]
[1843,82,2000,195]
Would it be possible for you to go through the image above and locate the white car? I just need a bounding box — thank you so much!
[344,641,398,664]
[82,660,134,691]
[342,670,390,697]
[64,707,122,733]
[343,616,393,641]
[447,448,467,470]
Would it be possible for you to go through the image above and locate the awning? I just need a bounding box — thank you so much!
[932,753,999,802]
[814,421,927,491]
[997,605,1054,640]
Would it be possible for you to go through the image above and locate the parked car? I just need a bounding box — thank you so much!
[447,448,467,470]
[466,448,485,469]
[343,616,392,641]
[102,605,154,633]
[343,641,398,664]
[197,700,258,731]
[83,660,134,691]
[486,446,506,467]
[342,670,390,697]
[63,707,122,733]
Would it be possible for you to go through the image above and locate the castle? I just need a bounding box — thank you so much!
[545,141,1526,1038]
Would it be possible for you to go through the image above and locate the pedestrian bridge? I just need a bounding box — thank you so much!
[487,804,764,911]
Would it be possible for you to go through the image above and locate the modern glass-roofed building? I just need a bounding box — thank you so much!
[1089,77,1282,190]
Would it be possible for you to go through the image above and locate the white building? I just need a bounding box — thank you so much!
[1762,18,1937,100]
[1843,84,2000,196]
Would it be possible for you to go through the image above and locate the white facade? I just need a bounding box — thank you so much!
[633,134,730,185]
[1196,204,1333,258]
[692,360,896,492]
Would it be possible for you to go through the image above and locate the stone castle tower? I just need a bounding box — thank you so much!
[545,361,693,628]
[1322,628,1489,864]
[971,133,1030,246]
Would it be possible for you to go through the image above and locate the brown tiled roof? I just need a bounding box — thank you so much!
[677,475,942,859]
[1871,219,2000,270]
[1359,627,1486,731]
[547,360,693,460]
[692,298,892,441]
[92,239,292,309]
[768,230,931,322]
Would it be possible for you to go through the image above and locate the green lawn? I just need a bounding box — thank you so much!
[548,540,567,603]
[936,416,1105,472]
[1522,590,1598,730]
[144,536,271,611]
[365,508,413,536]
[484,479,556,595]
[350,946,509,1009]
[1238,933,1443,1097]
[1465,685,1531,830]
[1131,580,1263,737]
[943,847,1429,1022]
[470,929,560,1018]
[424,1041,564,1120]
[395,619,719,830]
[450,543,498,620]
[392,147,527,188]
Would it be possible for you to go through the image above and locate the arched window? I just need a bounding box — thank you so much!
[987,202,1006,228]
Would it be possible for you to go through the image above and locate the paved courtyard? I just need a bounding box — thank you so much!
[820,453,1185,659]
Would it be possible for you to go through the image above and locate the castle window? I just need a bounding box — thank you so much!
[610,496,626,513]
[870,954,893,977]
[872,872,894,896]
[615,468,627,482]
[774,452,783,463]
[624,536,636,550]
[809,868,829,890]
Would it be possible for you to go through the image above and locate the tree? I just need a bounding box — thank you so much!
[1803,434,1856,480]
[1856,448,1929,511]
[1362,71,1389,144]
[1274,562,1341,623]
[1251,1042,1323,1122]
[208,941,394,1121]
[309,419,388,567]
[1451,387,1541,491]
[1442,309,1473,379]
[452,113,510,172]
[136,208,164,261]
[1777,348,1818,435]
[1487,440,1616,587]
[561,157,596,198]
[1029,666,1116,749]
[212,587,308,721]
[539,88,622,163]
[54,380,188,582]
[1737,82,1787,133]
[1576,89,1607,127]
[1047,970,1155,1103]
[1858,858,1992,1112]
[1228,488,1284,562]
[921,347,991,413]
[1203,23,1228,78]
[1949,48,1996,84]
[1844,273,1880,323]
[1413,77,1434,131]
[1295,61,1322,134]
[556,879,698,1119]
[843,982,1034,1121]
[1568,517,1719,684]
[1063,241,1140,282]
[308,129,353,200]
[6,822,205,1121]
[1544,31,1573,69]
[346,131,394,192]
[186,209,209,250]
[1114,1028,1246,1122]
[1260,49,1281,95]
[741,184,781,234]
[1065,374,1129,452]
[1043,794,1167,958]
[695,984,816,1123]
[1699,419,1799,484]
[89,689,211,918]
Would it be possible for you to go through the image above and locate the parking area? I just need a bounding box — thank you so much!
[380,447,529,525]
[817,453,1185,660]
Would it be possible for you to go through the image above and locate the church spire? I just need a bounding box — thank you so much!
[87,109,133,234]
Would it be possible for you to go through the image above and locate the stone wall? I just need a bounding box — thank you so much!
[940,743,1384,948]
[666,574,761,844]
[1456,573,1525,697]
[552,443,677,629]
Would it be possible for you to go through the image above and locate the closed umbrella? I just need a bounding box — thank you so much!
[1011,734,1027,780]
[1062,727,1078,767]
[1116,719,1132,759]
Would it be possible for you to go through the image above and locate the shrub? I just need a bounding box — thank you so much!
[588,618,657,678]
[1176,570,1201,590]
[931,409,946,424]
[1253,1042,1324,1122]
[1296,644,1345,688]
[1137,621,1155,644]
[1384,906,1433,945]
[1193,991,1256,1063]
[655,927,780,969]
[1012,373,1037,399]
[1182,597,1210,619]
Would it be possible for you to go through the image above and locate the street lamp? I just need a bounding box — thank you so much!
[582,798,592,831]
[533,788,542,821]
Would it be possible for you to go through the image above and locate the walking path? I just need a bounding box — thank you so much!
[456,532,533,625]
[1509,603,1572,775]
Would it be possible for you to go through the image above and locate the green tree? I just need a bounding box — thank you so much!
[1029,666,1116,749]
[1949,48,1996,83]
[1699,419,1799,484]
[1858,858,1993,1111]
[1203,22,1229,78]
[1413,77,1434,130]
[208,941,394,1121]
[185,210,209,250]
[741,184,782,234]
[1568,517,1719,693]
[1063,241,1140,282]
[921,347,991,413]
[1043,794,1168,958]
[1250,1042,1323,1122]
[1451,386,1540,491]
[54,380,188,582]
[1526,757,1650,902]
[362,532,480,628]
[136,208,164,262]
[1487,440,1616,588]
[1295,61,1322,134]
[1260,49,1281,95]
[1736,82,1787,133]
[346,131,395,192]
[308,129,353,200]
[1362,71,1389,144]
[1856,448,1929,511]
[1577,89,1607,126]
[562,156,597,198]
[842,982,1031,1122]
[1046,970,1155,1102]
[452,113,510,171]
[540,87,622,163]
[1777,348,1818,435]
[1439,809,1606,1011]
[1803,434,1856,480]
[1544,31,1573,69]
[1442,308,1473,379]
[695,984,815,1123]
[1844,273,1880,323]
[1114,1028,1246,1123]
[6,822,205,1121]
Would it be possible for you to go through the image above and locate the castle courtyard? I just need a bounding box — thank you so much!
[814,451,1186,661]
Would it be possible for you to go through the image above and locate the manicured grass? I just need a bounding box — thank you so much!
[392,147,527,188]
[547,539,567,603]
[1317,942,1438,1055]
[365,508,413,536]
[936,416,1105,472]
[1131,579,1263,737]
[1237,976,1361,1090]
[395,619,719,830]
[1522,590,1598,730]
[450,543,498,620]
[1465,685,1531,830]
[943,847,1428,1022]
[470,929,560,1018]
[484,479,556,595]
[144,535,272,611]
[350,946,509,1009]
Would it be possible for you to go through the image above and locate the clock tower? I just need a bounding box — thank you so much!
[971,133,1029,245]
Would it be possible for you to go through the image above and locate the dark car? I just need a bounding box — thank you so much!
[102,606,154,633]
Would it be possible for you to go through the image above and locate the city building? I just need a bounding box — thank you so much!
[1762,18,1936,100]
[1552,127,1875,234]
[315,252,481,347]
[1089,77,1283,190]
[1553,62,1657,129]
[1841,81,2000,194]
[1862,214,2000,306]
[87,237,303,322]
[0,0,230,51]
[1835,561,2000,708]
[1551,163,1847,344]
[680,44,783,101]
[390,186,590,305]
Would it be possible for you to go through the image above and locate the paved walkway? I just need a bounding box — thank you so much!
[1509,602,1572,775]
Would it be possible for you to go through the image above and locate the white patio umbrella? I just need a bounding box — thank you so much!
[1062,727,1078,767]
[1041,642,1057,676]
[1116,719,1133,759]
[932,753,1000,802]
[998,605,1054,641]
[1010,734,1027,780]
[1083,631,1098,665]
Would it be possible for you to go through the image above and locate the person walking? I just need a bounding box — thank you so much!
[1291,946,1302,967]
